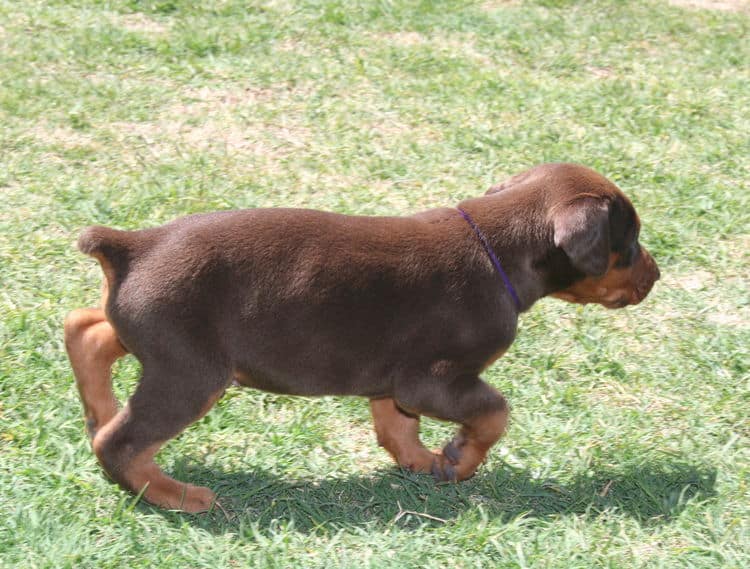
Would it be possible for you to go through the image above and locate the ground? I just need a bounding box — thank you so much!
[0,1,748,567]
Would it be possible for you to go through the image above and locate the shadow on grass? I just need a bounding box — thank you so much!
[148,458,717,535]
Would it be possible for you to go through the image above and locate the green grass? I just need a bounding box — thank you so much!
[1,0,748,567]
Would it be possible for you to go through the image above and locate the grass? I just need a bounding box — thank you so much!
[1,0,748,567]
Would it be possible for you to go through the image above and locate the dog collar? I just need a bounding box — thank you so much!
[457,207,522,310]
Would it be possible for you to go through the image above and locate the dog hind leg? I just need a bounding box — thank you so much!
[92,361,229,513]
[64,308,128,439]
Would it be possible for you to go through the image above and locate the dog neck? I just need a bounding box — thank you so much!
[454,194,581,311]
[456,207,522,310]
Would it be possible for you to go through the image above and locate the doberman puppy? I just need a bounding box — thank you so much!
[64,163,659,512]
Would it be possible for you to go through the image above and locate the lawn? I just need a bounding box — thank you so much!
[1,0,748,567]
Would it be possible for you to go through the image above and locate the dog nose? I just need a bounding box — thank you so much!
[642,249,660,282]
[651,256,660,282]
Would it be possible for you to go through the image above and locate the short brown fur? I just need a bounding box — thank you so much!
[65,163,659,512]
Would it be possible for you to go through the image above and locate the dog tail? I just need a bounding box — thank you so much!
[78,225,133,259]
[77,226,138,295]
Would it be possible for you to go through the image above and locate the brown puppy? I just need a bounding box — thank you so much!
[64,163,659,512]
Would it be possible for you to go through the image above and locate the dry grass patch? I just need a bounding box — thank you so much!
[589,382,684,413]
[724,234,750,266]
[480,0,521,11]
[366,116,442,145]
[660,265,749,329]
[706,311,749,327]
[29,122,99,150]
[116,13,170,34]
[663,269,714,293]
[323,417,385,471]
[111,118,310,162]
[586,65,615,79]
[668,0,750,11]
[107,84,313,162]
[180,82,315,107]
[372,31,426,47]
[367,31,494,66]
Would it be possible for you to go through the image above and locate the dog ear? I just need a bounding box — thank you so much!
[553,197,611,277]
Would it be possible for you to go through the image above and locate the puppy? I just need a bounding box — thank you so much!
[64,163,659,512]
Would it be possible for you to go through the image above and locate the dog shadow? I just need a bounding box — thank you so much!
[149,458,717,535]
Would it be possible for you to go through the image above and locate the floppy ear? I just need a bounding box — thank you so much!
[553,197,611,277]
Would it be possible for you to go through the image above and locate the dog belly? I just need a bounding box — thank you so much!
[225,302,410,397]
[231,364,389,398]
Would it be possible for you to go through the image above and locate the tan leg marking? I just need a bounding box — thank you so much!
[370,398,438,473]
[64,308,127,438]
[93,417,217,513]
[432,408,508,481]
[91,387,226,513]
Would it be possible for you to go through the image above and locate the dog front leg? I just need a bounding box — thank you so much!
[369,397,438,472]
[395,376,509,481]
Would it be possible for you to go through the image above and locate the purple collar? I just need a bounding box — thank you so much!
[457,207,522,310]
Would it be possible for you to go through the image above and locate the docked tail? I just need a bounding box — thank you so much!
[77,226,132,258]
[77,226,136,298]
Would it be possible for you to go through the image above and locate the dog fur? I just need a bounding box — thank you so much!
[64,163,660,512]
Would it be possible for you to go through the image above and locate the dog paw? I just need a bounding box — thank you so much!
[430,435,481,482]
[442,437,464,465]
[431,456,457,482]
[179,485,218,514]
[151,484,218,513]
[442,431,469,464]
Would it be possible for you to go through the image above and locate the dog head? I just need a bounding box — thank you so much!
[550,191,660,308]
[489,163,660,309]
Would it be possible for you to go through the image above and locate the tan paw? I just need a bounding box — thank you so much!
[146,483,218,513]
[175,484,218,513]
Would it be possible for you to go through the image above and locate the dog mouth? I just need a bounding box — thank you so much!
[603,296,630,309]
[553,256,659,310]
[629,275,659,306]
[553,291,628,308]
[553,284,652,309]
